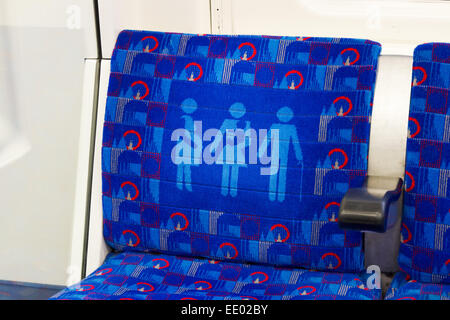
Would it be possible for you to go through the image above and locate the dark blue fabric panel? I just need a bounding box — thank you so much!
[406,140,450,170]
[106,83,374,117]
[409,86,450,116]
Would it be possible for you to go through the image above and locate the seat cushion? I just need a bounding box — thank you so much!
[102,30,381,272]
[51,252,380,300]
[385,272,450,300]
[402,43,450,284]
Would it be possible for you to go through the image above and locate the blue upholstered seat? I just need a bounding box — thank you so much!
[52,31,382,300]
[51,252,380,300]
[385,272,449,300]
[386,43,450,300]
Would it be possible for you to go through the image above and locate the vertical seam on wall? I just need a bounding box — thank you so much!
[93,0,102,59]
[81,0,103,279]
[210,0,222,34]
[209,0,213,34]
[81,59,101,279]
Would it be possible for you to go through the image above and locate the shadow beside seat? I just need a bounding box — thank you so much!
[386,43,450,300]
[52,30,383,300]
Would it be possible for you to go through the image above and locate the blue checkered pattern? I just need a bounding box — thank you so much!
[51,252,380,300]
[400,43,450,285]
[53,30,382,300]
[385,272,449,300]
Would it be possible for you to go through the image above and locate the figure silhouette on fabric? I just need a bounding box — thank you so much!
[211,102,251,197]
[174,98,200,192]
[260,107,303,202]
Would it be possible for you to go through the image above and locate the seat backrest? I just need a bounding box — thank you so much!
[102,30,381,273]
[402,43,450,284]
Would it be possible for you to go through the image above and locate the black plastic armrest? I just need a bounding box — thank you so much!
[338,176,403,233]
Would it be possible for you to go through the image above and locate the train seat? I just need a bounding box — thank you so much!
[385,43,450,300]
[51,252,379,300]
[51,30,384,300]
[385,272,450,300]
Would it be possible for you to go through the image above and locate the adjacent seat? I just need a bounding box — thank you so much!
[52,30,382,300]
[386,43,450,300]
[386,272,449,300]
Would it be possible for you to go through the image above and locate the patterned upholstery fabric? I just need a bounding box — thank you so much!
[385,272,449,300]
[51,252,381,300]
[53,31,383,300]
[400,43,450,285]
[101,30,381,273]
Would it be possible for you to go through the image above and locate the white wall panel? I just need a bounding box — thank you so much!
[0,0,97,285]
[98,0,212,57]
[213,0,450,55]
